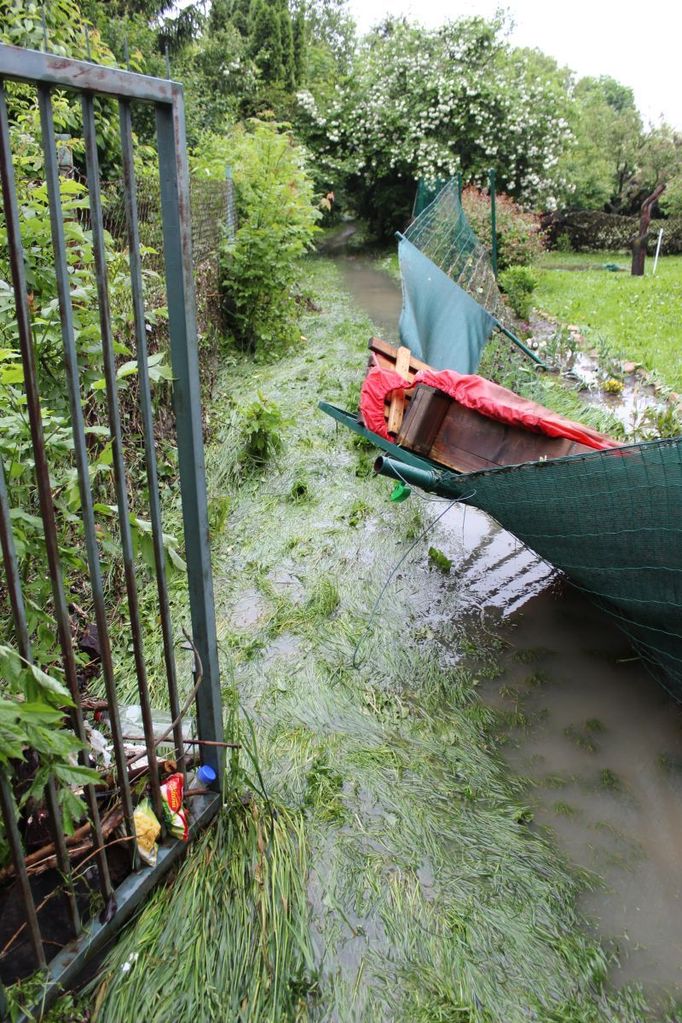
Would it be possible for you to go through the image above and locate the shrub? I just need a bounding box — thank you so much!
[555,231,573,252]
[192,120,319,357]
[462,187,546,271]
[498,266,538,320]
[238,392,287,471]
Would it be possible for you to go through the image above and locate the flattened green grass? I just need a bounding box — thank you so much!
[86,258,661,1023]
[535,252,682,390]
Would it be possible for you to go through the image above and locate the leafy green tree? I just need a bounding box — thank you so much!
[81,0,175,17]
[213,0,252,37]
[628,124,682,205]
[660,173,682,217]
[557,76,642,210]
[191,120,320,357]
[249,0,284,84]
[297,15,572,234]
[0,0,128,172]
[176,19,257,140]
[292,7,306,87]
[281,5,296,90]
[300,0,355,74]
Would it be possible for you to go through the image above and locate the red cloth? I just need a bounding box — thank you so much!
[359,366,620,451]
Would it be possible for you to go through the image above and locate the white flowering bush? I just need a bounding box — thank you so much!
[297,16,573,233]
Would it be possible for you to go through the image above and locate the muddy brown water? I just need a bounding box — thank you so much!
[336,254,402,345]
[337,250,682,999]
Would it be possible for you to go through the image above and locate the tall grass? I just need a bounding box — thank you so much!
[91,795,315,1022]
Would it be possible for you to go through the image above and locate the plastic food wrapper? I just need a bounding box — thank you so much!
[161,772,188,841]
[134,799,161,866]
[167,806,189,841]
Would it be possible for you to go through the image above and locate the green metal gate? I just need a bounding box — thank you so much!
[0,41,223,1017]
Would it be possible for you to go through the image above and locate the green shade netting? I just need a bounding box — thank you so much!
[431,437,682,696]
[398,236,496,372]
[411,177,449,218]
[399,178,537,372]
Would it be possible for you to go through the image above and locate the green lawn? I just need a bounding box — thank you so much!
[535,252,682,391]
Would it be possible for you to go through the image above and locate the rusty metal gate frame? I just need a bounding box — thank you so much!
[0,42,223,1018]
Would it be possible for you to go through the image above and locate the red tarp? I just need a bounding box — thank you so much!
[359,366,620,451]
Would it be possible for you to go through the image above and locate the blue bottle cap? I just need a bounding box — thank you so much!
[197,764,217,785]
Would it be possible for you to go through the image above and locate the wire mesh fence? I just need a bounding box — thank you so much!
[404,178,508,326]
[95,173,233,316]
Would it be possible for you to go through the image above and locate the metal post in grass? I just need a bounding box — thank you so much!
[653,228,664,275]
[226,164,236,242]
[156,86,225,780]
[456,171,462,205]
[488,168,498,278]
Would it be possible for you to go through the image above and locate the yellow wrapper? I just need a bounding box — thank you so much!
[134,798,161,867]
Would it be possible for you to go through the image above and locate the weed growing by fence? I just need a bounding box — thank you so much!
[498,265,538,320]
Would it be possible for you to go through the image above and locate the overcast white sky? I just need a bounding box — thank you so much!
[346,0,682,129]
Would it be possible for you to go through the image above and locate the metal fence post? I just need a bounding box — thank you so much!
[156,85,225,782]
[488,168,498,278]
[225,164,236,242]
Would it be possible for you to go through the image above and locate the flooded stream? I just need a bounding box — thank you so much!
[483,587,682,997]
[335,248,682,1000]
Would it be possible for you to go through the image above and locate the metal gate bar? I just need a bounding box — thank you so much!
[0,81,114,910]
[81,91,164,825]
[38,82,137,849]
[0,41,224,1016]
[118,98,187,778]
[156,97,224,766]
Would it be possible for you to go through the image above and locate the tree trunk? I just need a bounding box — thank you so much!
[631,182,666,276]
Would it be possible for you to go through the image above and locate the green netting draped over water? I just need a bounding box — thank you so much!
[379,181,682,695]
[426,436,682,696]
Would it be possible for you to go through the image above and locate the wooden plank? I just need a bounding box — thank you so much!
[398,386,451,453]
[429,402,596,472]
[368,337,430,377]
[386,346,412,436]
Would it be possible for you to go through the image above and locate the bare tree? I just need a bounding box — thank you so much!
[630,182,666,276]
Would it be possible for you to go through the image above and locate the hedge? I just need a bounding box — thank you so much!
[542,210,682,255]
